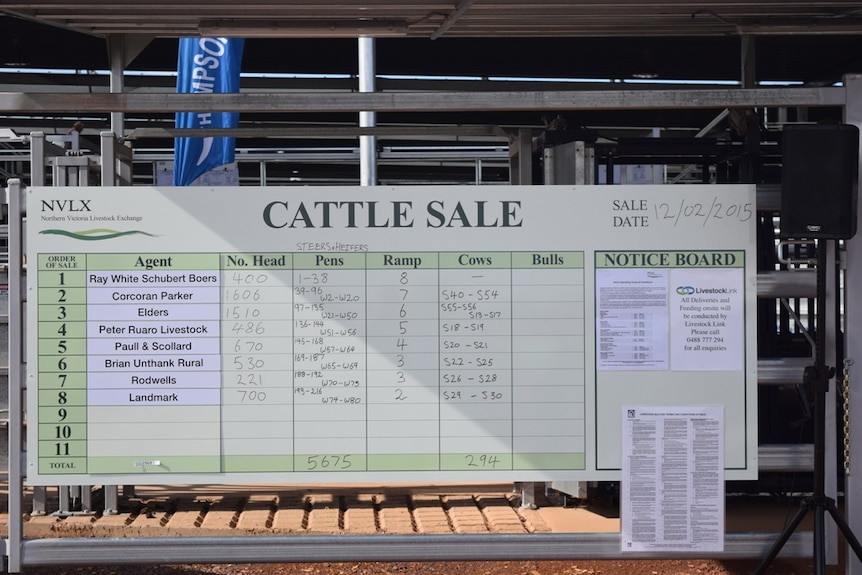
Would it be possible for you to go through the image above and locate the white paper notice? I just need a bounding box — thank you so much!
[621,406,724,553]
[596,268,669,370]
[669,268,745,371]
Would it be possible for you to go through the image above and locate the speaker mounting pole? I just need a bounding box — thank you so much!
[755,239,862,574]
[759,123,862,573]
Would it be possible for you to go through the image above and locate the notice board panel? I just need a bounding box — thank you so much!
[26,185,757,485]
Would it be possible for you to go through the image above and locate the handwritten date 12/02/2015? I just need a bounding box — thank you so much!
[654,196,753,227]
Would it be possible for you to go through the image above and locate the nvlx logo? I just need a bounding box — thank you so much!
[41,200,92,212]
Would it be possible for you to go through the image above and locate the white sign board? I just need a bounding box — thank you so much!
[26,185,757,484]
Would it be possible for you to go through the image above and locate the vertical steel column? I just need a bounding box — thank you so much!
[29,132,46,186]
[844,73,862,575]
[99,130,124,513]
[509,130,532,185]
[7,178,24,573]
[825,239,840,566]
[31,488,46,515]
[509,128,536,509]
[359,37,377,186]
[104,485,119,515]
[59,488,71,514]
[543,141,595,185]
[101,131,117,186]
[108,36,125,138]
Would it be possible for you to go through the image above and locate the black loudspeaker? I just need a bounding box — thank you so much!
[781,123,859,239]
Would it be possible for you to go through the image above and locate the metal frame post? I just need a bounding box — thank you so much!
[844,73,862,575]
[29,133,46,186]
[7,178,24,573]
[108,35,125,137]
[359,37,377,186]
[509,129,532,185]
[825,239,839,565]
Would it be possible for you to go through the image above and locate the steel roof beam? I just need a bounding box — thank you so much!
[0,86,845,114]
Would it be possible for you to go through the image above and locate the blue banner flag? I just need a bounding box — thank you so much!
[173,37,244,186]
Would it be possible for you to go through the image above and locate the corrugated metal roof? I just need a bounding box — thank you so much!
[2,0,862,39]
